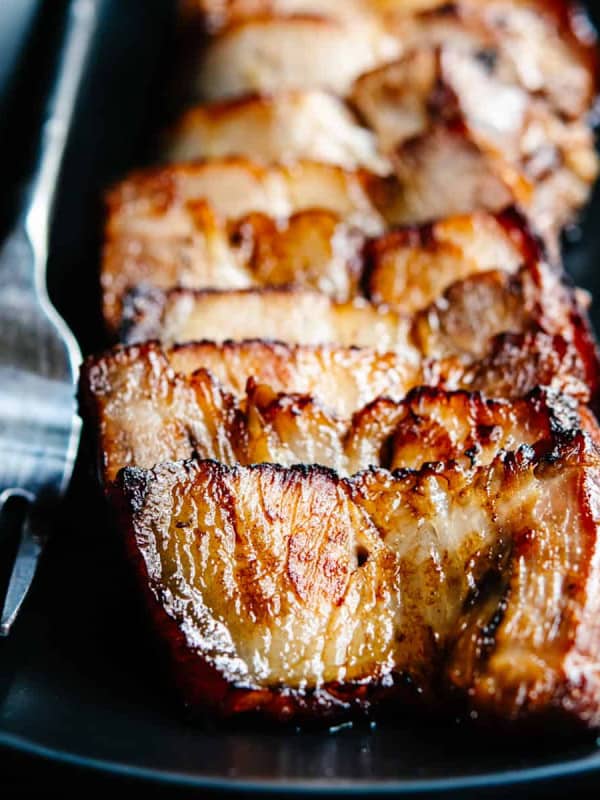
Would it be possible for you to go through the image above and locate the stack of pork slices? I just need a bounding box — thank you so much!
[81,0,600,728]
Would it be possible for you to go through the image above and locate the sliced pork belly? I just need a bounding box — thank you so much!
[189,1,597,119]
[80,335,592,483]
[111,431,600,725]
[166,91,390,174]
[195,14,400,100]
[351,46,598,239]
[102,159,387,330]
[117,261,599,390]
[382,0,598,120]
[105,151,543,331]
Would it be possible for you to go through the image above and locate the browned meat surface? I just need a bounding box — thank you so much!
[80,337,592,483]
[363,209,535,311]
[165,91,390,174]
[111,430,600,725]
[87,0,600,732]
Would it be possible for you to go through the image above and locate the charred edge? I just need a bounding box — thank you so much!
[112,466,153,516]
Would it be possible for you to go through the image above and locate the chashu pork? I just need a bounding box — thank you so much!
[81,336,592,483]
[105,151,542,330]
[188,1,597,120]
[350,46,598,242]
[165,90,390,174]
[118,261,600,404]
[102,159,389,331]
[111,429,600,726]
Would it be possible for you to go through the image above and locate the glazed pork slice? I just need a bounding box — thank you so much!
[105,152,538,329]
[112,430,600,725]
[102,159,388,331]
[189,1,597,119]
[382,0,598,120]
[118,262,600,400]
[351,46,598,240]
[165,91,390,174]
[81,340,427,482]
[80,336,591,483]
[120,286,417,353]
[194,14,400,100]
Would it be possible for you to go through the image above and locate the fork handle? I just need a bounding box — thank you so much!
[21,0,99,296]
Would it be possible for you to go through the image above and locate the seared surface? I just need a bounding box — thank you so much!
[363,209,534,311]
[112,431,600,725]
[86,0,600,732]
[80,338,591,484]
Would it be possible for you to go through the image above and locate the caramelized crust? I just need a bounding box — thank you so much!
[166,90,390,174]
[112,432,600,725]
[80,338,591,483]
[363,209,535,311]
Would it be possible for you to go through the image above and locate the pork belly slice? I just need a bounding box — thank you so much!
[190,1,597,118]
[103,159,387,331]
[118,262,600,399]
[121,285,416,352]
[112,431,600,725]
[351,47,598,239]
[80,336,591,484]
[81,340,425,482]
[166,91,390,174]
[195,14,400,100]
[105,150,539,328]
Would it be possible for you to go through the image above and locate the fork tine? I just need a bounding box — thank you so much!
[0,509,43,636]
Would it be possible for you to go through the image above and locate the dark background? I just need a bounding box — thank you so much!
[1,1,600,797]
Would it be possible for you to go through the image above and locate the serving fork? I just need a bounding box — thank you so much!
[0,0,98,635]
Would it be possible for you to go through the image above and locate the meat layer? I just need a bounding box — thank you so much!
[112,431,600,726]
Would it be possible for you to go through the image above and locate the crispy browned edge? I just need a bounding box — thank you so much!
[109,430,600,728]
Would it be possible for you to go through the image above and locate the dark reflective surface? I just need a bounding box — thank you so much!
[1,0,600,793]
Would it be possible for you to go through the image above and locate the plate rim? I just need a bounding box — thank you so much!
[2,730,600,793]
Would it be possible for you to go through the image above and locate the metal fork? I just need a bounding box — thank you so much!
[0,0,98,635]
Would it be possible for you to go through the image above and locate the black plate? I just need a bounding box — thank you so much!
[2,0,600,793]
